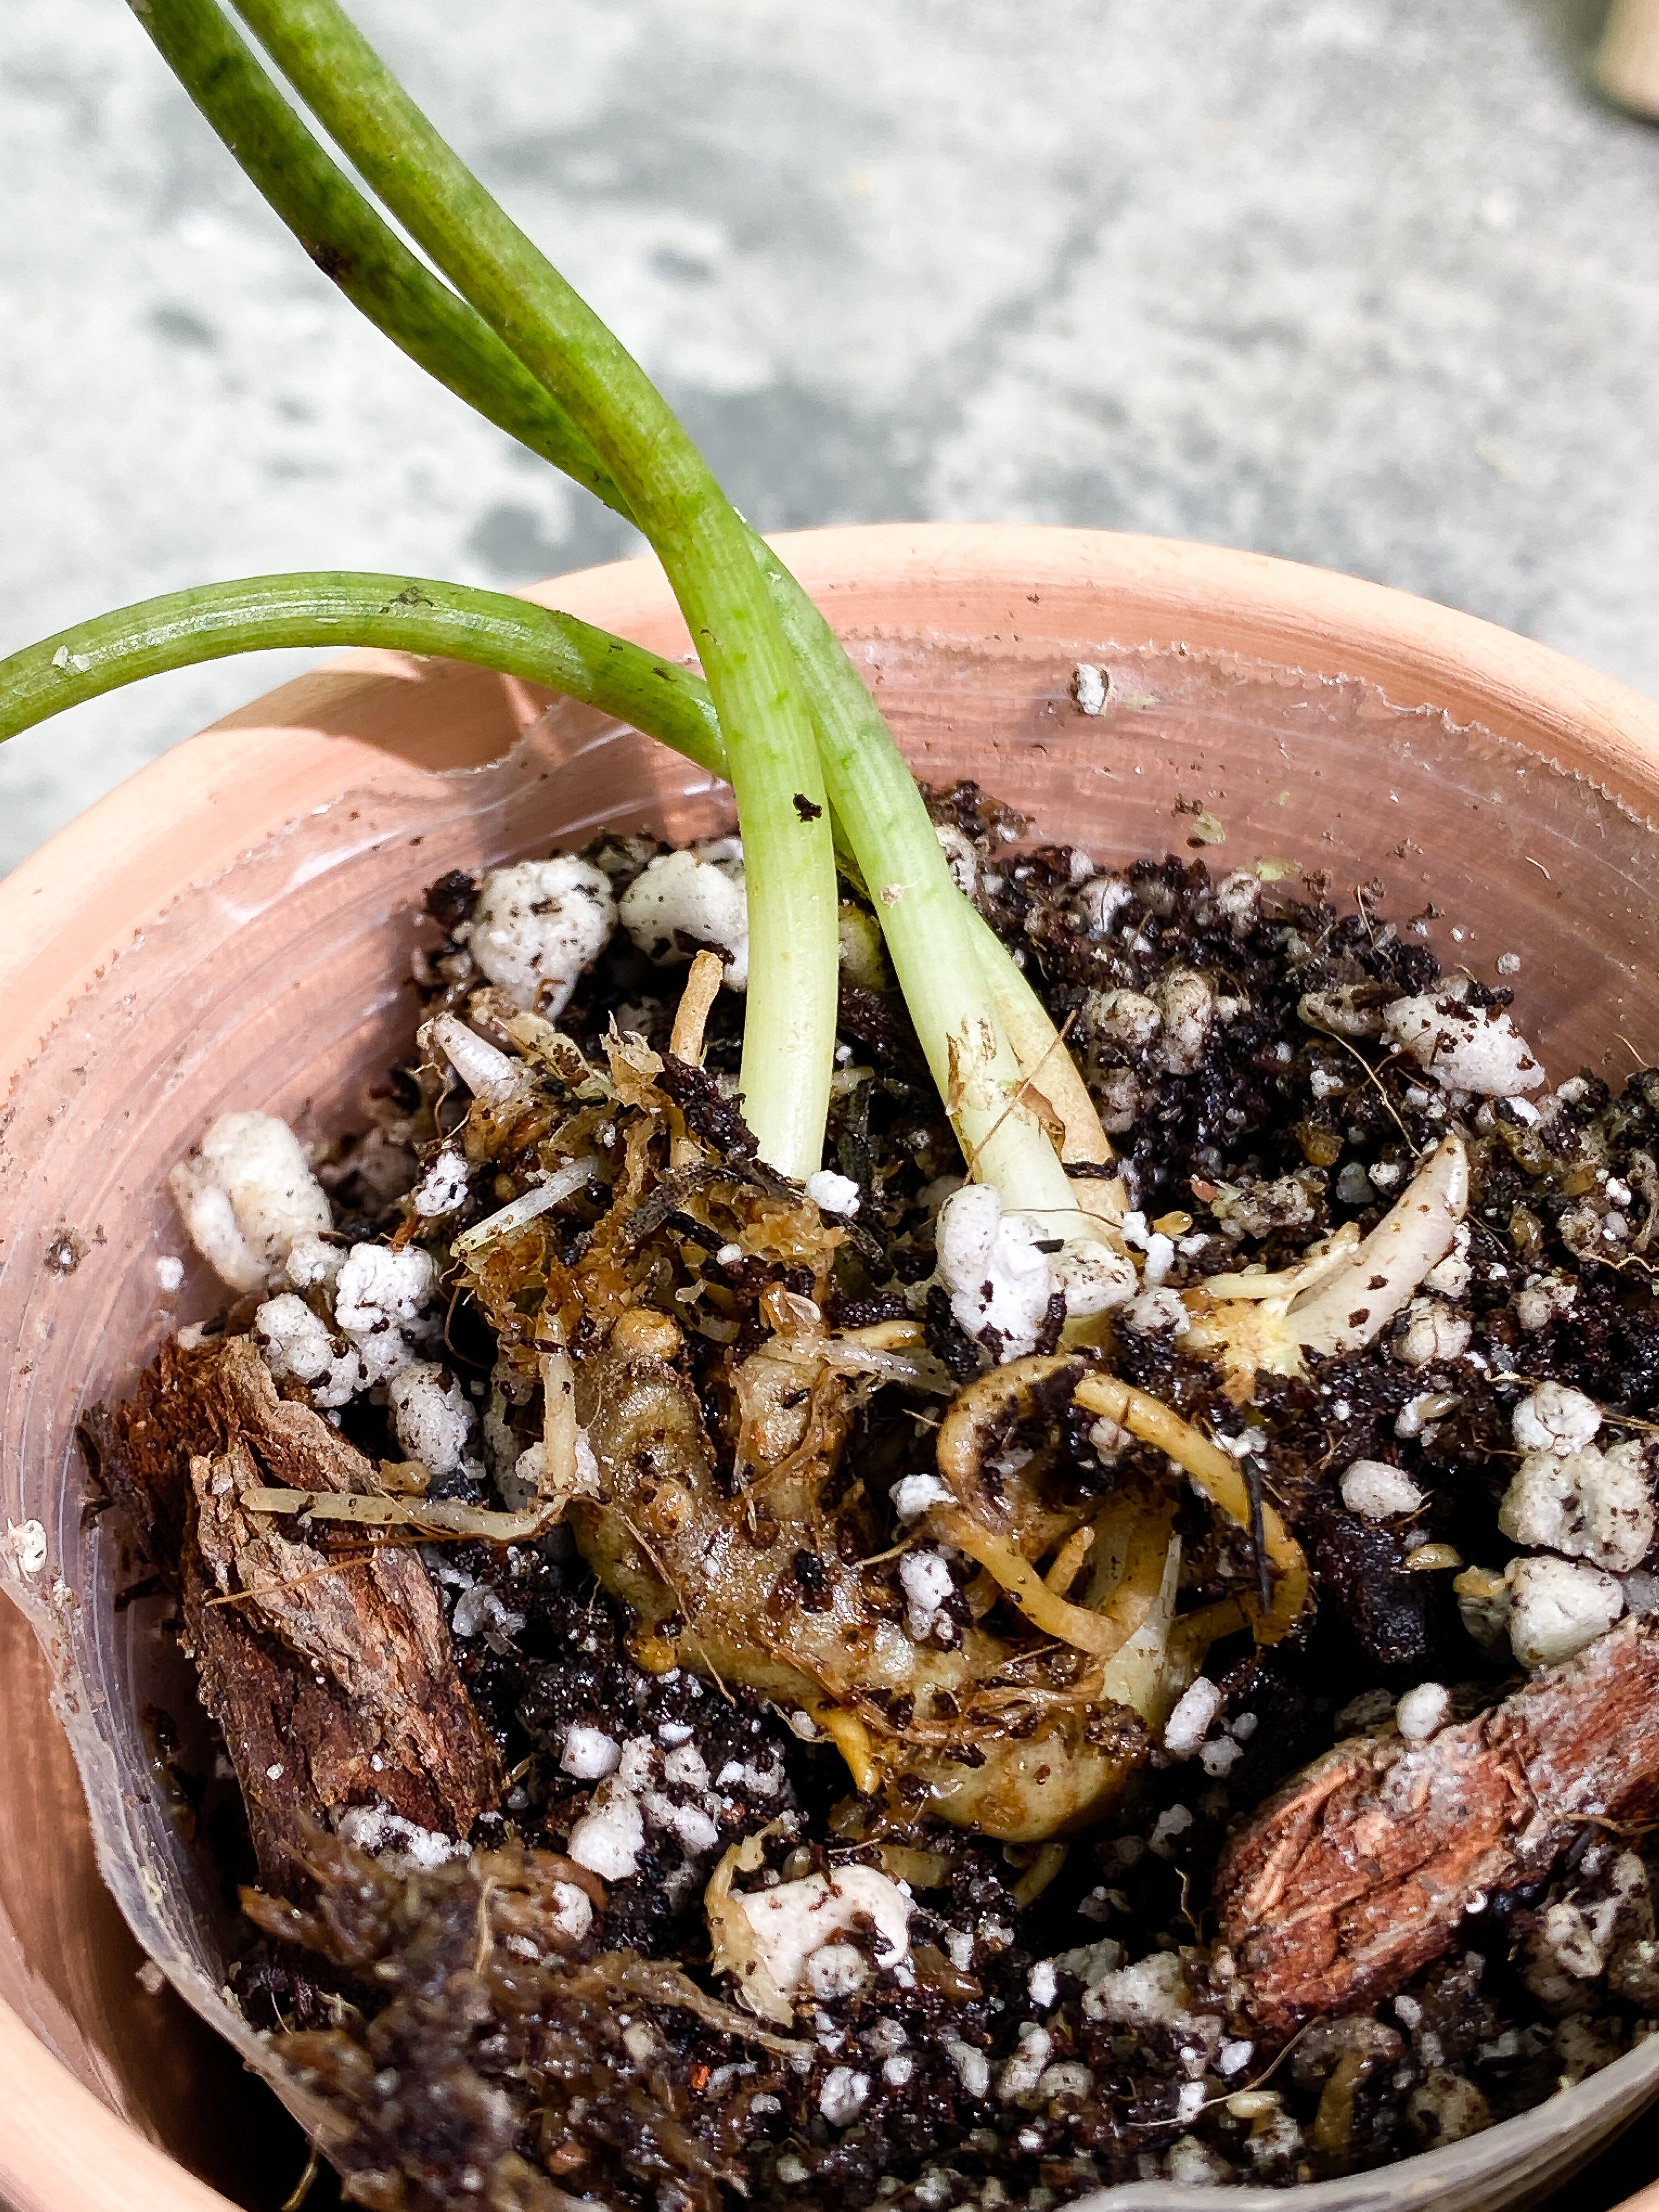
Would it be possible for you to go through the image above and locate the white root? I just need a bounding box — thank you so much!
[1281,1135,1470,1358]
[1199,1223,1361,1305]
[427,1012,525,1105]
[450,1154,599,1255]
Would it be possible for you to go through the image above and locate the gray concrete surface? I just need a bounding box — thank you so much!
[3,0,1658,877]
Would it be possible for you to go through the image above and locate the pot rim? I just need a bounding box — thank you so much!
[3,521,1658,2212]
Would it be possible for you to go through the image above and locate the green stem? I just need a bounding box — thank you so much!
[0,574,725,768]
[965,907,1125,1214]
[227,0,838,1184]
[125,0,630,520]
[757,551,1093,1223]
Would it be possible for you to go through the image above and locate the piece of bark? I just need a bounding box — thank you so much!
[176,1336,502,1883]
[83,1333,236,1586]
[1213,1619,1659,2036]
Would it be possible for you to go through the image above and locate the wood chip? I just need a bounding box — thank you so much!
[1213,1619,1659,2035]
[122,1335,501,1883]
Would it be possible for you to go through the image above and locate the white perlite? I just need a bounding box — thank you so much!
[1394,1298,1472,1367]
[1141,1230,1176,1287]
[891,1474,952,1523]
[286,1233,345,1292]
[1122,1286,1189,1335]
[1075,875,1134,936]
[819,2068,871,2127]
[1090,988,1162,1050]
[1156,969,1215,1075]
[838,906,889,992]
[936,1182,1052,1357]
[944,2039,991,2100]
[899,1546,956,1643]
[334,1242,438,1385]
[732,1867,912,2003]
[1407,2071,1492,2145]
[935,1181,1132,1361]
[387,1361,475,1480]
[560,1725,622,1781]
[170,1110,332,1295]
[1150,1804,1194,1858]
[806,1943,871,2000]
[1163,1678,1224,1760]
[1508,1556,1626,1670]
[1028,1960,1059,2010]
[1381,994,1545,1095]
[549,1881,595,1944]
[1499,1440,1654,1573]
[3,1518,47,1577]
[1340,1458,1426,1520]
[619,848,749,991]
[935,823,980,898]
[1166,2136,1233,2186]
[566,1780,646,1880]
[1213,870,1261,935]
[999,2024,1054,2100]
[805,1169,860,1218]
[1515,1274,1578,1332]
[451,1584,525,1643]
[336,1806,466,1874]
[1395,1682,1451,1741]
[253,1292,362,1409]
[461,857,617,1015]
[1082,1950,1193,2028]
[411,1146,470,1218]
[1072,662,1109,715]
[1513,1382,1603,1455]
[1424,1225,1472,1299]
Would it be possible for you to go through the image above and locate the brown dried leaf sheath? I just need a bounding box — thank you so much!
[112,1335,501,1883]
[1213,1619,1659,2036]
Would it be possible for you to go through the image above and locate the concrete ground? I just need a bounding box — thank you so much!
[2,0,1657,877]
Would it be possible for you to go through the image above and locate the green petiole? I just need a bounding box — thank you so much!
[754,550,1104,1224]
[125,0,631,523]
[0,573,726,765]
[0,573,1115,1215]
[0,573,902,892]
[222,0,839,1188]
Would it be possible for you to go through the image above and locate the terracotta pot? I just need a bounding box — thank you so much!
[4,523,1659,2212]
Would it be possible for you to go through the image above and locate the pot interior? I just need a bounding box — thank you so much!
[3,596,1659,2210]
